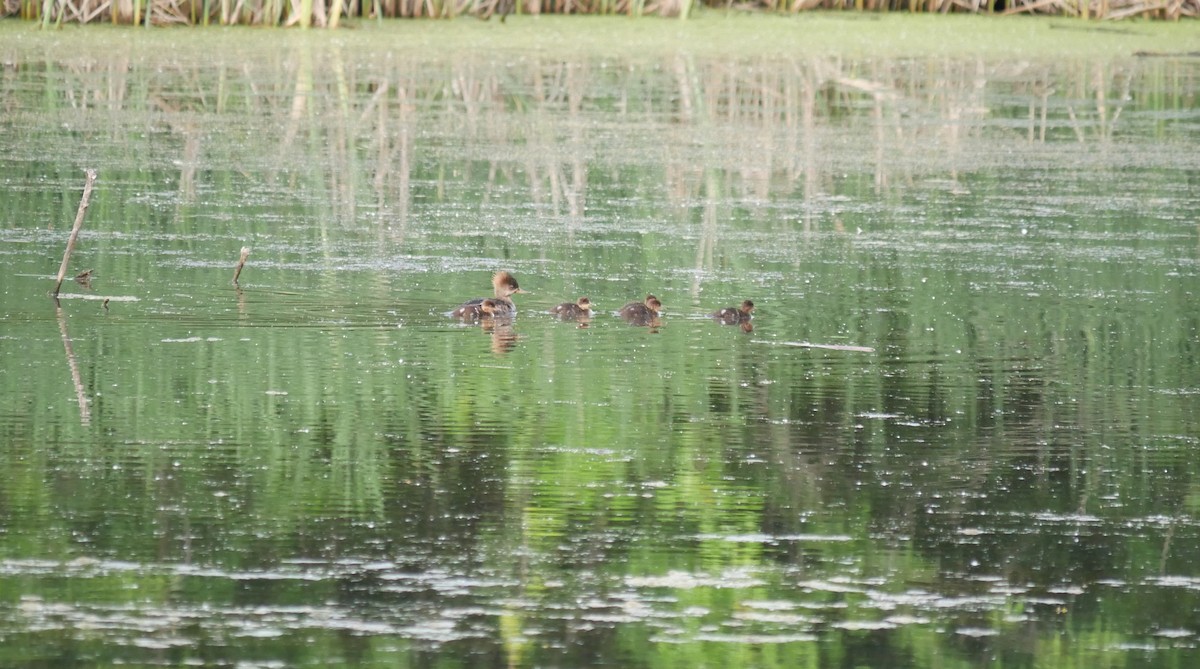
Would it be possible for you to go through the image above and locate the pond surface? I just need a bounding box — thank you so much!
[2,16,1199,669]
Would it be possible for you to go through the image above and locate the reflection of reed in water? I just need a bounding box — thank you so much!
[19,51,1180,247]
[55,303,91,426]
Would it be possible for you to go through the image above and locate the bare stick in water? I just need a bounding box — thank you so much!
[53,169,98,298]
[233,246,251,286]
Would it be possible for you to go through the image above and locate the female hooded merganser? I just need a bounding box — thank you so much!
[550,297,593,320]
[454,271,527,317]
[452,298,499,321]
[618,294,663,326]
[712,300,755,325]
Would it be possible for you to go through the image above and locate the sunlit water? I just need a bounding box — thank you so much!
[2,18,1199,668]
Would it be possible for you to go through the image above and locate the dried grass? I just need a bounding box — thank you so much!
[7,0,1197,28]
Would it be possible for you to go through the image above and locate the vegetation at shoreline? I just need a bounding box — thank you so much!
[3,0,1196,26]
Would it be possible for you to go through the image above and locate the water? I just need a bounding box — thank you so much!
[2,18,1199,668]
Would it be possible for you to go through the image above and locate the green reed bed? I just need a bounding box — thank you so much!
[8,0,1197,25]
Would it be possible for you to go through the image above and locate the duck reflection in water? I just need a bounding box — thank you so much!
[550,296,594,327]
[712,300,755,333]
[481,313,519,354]
[618,294,663,327]
[454,298,518,353]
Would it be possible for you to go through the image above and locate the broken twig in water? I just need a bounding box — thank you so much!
[233,246,251,286]
[53,169,98,298]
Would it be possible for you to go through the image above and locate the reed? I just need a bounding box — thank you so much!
[6,0,1195,22]
[52,169,98,299]
[233,246,251,286]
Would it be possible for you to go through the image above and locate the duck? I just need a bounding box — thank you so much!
[618,294,663,326]
[550,296,593,320]
[74,269,95,287]
[454,271,527,317]
[712,300,755,325]
[452,298,499,321]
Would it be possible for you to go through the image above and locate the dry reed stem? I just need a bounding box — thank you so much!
[14,0,1196,20]
[53,168,98,298]
[233,246,251,285]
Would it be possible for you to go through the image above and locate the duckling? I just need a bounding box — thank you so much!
[550,296,594,320]
[712,300,755,325]
[618,294,663,327]
[452,298,499,321]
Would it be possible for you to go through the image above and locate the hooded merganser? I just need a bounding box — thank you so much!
[452,298,499,321]
[550,296,593,320]
[618,294,662,326]
[455,271,527,317]
[712,300,755,325]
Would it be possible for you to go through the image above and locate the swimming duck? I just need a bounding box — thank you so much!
[712,300,755,325]
[618,294,663,326]
[550,296,593,320]
[454,271,527,317]
[452,298,499,321]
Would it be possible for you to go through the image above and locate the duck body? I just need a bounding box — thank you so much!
[712,300,755,325]
[453,271,526,317]
[458,295,515,316]
[619,295,662,326]
[550,297,593,320]
[453,298,499,321]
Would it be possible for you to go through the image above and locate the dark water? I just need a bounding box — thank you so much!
[2,19,1199,669]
